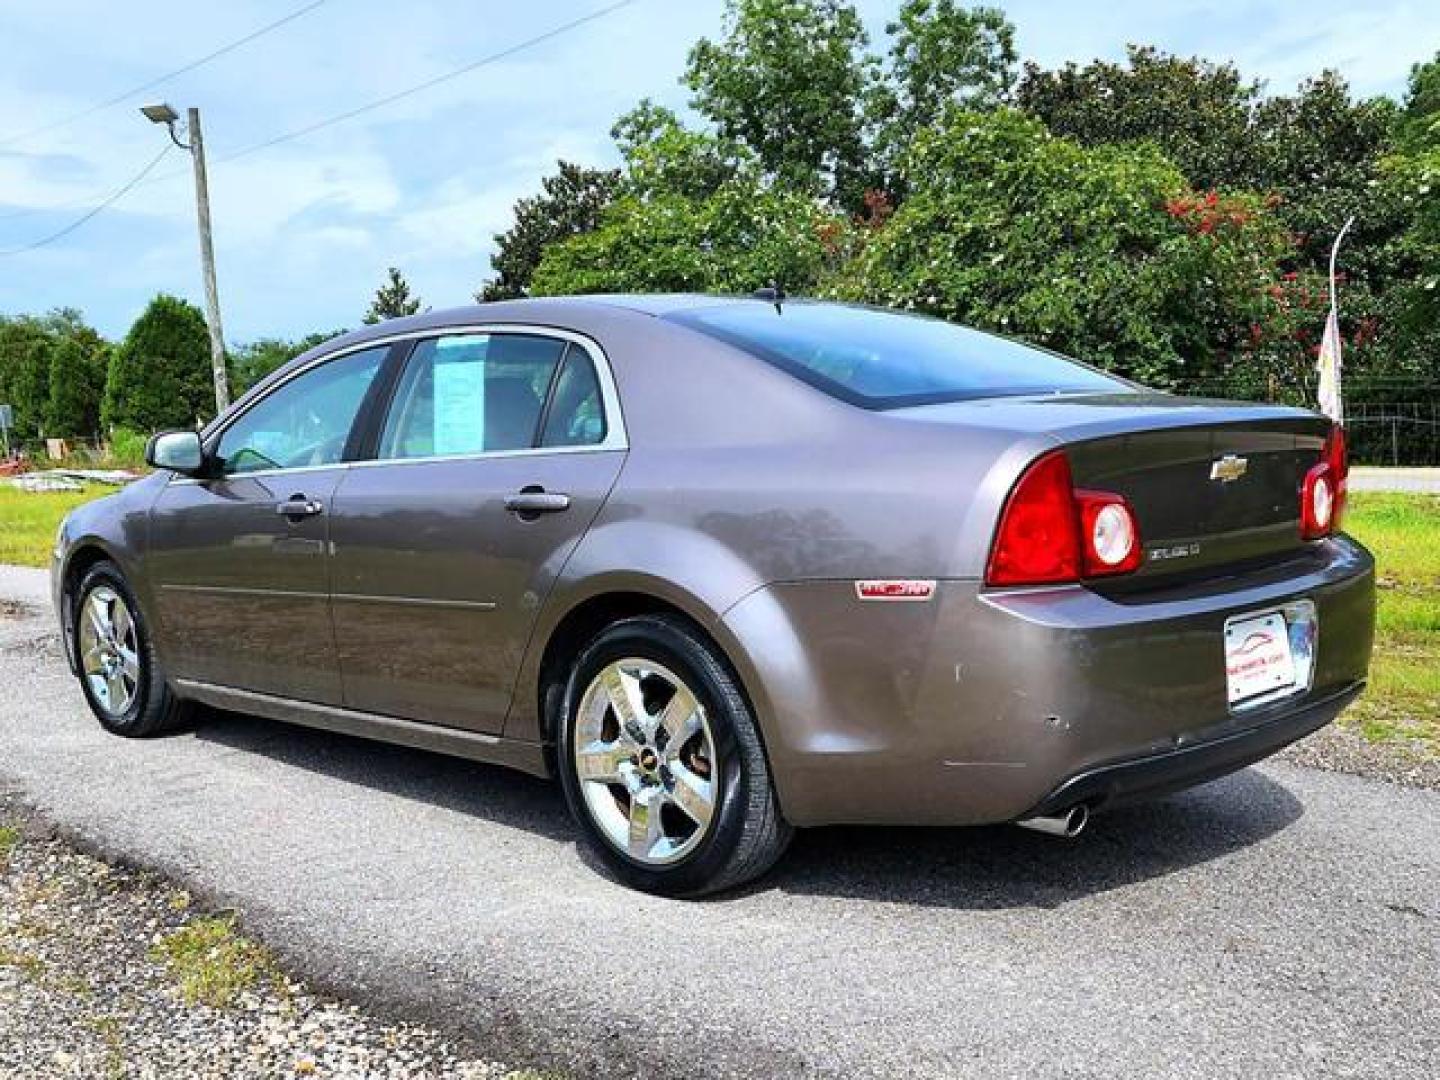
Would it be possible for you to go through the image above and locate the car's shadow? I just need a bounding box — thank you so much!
[194,708,1304,910]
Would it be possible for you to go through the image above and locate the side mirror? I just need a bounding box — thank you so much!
[145,430,206,475]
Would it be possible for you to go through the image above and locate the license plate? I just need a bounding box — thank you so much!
[1224,610,1297,706]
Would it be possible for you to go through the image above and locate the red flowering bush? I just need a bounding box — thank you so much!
[832,109,1314,389]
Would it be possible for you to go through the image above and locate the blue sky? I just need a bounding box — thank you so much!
[0,0,1435,342]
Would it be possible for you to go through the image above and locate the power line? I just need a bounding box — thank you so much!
[0,1,641,253]
[0,0,329,151]
[215,0,638,165]
[0,144,173,257]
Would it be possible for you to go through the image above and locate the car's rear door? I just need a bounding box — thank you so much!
[147,344,394,704]
[327,328,626,733]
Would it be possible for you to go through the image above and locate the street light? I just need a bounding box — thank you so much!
[142,102,230,414]
[139,103,178,126]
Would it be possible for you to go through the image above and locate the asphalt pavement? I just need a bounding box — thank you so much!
[2,564,1436,1079]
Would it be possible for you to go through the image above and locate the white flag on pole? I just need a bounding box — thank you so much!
[1316,305,1343,423]
[1318,214,1354,424]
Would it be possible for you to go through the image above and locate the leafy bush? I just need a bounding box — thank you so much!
[828,109,1296,387]
[532,184,853,298]
[107,427,149,469]
[532,117,857,297]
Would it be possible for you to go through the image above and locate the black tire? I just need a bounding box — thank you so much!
[556,614,792,897]
[71,561,193,737]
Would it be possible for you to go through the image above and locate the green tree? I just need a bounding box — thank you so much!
[870,1,1016,184]
[684,0,876,203]
[1376,148,1440,370]
[44,336,107,438]
[103,294,214,432]
[1397,51,1440,148]
[479,161,623,301]
[531,151,855,297]
[612,102,745,199]
[1013,49,1410,386]
[1250,72,1397,281]
[0,309,111,442]
[832,109,1297,389]
[363,267,422,324]
[1016,46,1259,189]
[0,317,52,440]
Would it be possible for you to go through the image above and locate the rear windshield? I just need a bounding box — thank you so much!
[666,302,1130,409]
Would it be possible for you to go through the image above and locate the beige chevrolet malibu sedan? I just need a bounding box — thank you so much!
[53,295,1374,896]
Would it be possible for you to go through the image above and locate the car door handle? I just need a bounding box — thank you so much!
[504,489,571,516]
[276,496,325,519]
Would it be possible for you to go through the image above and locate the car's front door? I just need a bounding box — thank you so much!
[147,344,392,703]
[328,330,626,733]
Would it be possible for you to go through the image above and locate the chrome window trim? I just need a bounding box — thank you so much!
[344,443,626,471]
[170,324,628,485]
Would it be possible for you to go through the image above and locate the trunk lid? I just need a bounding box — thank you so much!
[899,392,1333,584]
[1065,413,1329,583]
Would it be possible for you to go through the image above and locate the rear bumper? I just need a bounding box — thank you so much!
[723,535,1375,827]
[1023,680,1363,818]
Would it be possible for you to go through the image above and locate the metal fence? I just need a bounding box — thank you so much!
[1343,402,1440,467]
[1169,381,1440,466]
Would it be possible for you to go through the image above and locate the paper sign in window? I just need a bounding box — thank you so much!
[432,357,486,455]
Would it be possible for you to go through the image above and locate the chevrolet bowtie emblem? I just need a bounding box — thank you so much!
[1210,454,1248,482]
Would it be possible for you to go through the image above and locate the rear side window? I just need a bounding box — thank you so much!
[379,333,567,459]
[666,302,1130,409]
[540,350,607,447]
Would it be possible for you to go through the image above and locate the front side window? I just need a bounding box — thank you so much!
[379,333,569,459]
[213,346,387,475]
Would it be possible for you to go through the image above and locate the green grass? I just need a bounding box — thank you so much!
[1343,492,1440,756]
[0,484,109,567]
[150,915,283,1009]
[0,824,19,867]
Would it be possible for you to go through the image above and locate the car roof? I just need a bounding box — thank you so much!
[347,293,757,340]
[568,293,760,315]
[307,294,759,356]
[232,294,767,415]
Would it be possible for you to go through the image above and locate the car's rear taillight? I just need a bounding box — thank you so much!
[985,451,1080,586]
[1300,424,1347,540]
[986,451,1142,586]
[1076,490,1142,576]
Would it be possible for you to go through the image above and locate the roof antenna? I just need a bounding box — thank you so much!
[752,281,786,314]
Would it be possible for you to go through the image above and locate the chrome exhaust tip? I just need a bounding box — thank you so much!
[1016,804,1089,838]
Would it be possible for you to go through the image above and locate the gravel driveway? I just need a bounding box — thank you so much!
[2,564,1437,1079]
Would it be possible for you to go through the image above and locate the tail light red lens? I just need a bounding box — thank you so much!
[1326,424,1348,529]
[1301,424,1348,540]
[986,451,1143,586]
[985,451,1081,586]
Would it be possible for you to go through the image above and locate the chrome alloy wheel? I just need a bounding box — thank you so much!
[79,586,140,717]
[573,659,718,866]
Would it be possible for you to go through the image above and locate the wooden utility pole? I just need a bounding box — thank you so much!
[186,108,230,414]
